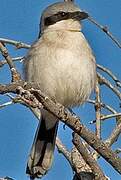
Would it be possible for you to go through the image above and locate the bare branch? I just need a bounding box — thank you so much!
[97,64,121,88]
[0,56,24,68]
[88,99,117,114]
[0,42,21,82]
[97,73,121,100]
[93,117,121,160]
[91,113,121,124]
[95,79,101,138]
[0,38,30,49]
[0,82,121,174]
[0,101,13,109]
[105,117,121,146]
[25,88,121,174]
[56,137,73,168]
[71,146,93,180]
[100,113,121,121]
[87,16,121,49]
[72,133,108,180]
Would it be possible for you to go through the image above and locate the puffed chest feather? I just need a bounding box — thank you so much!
[24,31,96,107]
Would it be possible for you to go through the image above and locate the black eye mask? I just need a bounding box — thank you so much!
[44,11,89,26]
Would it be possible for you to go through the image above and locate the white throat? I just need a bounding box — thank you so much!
[44,19,82,33]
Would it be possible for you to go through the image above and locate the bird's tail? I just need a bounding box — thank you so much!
[26,112,58,179]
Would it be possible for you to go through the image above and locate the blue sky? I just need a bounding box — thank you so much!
[0,0,121,180]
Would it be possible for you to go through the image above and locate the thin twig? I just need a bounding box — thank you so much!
[105,118,121,146]
[93,117,121,159]
[97,64,121,88]
[0,38,30,49]
[100,113,121,121]
[56,137,73,168]
[88,99,117,114]
[97,73,121,100]
[0,101,13,109]
[91,113,121,124]
[0,56,24,68]
[87,16,121,49]
[0,42,21,82]
[95,79,101,138]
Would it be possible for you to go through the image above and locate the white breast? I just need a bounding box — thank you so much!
[24,28,96,107]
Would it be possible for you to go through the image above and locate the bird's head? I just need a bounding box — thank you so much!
[39,1,88,36]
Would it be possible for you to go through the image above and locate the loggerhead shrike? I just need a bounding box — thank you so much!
[24,1,96,179]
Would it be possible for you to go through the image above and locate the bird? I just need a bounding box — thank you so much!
[24,1,96,179]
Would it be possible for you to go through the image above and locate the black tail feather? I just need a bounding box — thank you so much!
[26,117,58,179]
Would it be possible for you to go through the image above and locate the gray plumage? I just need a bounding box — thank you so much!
[24,1,96,179]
